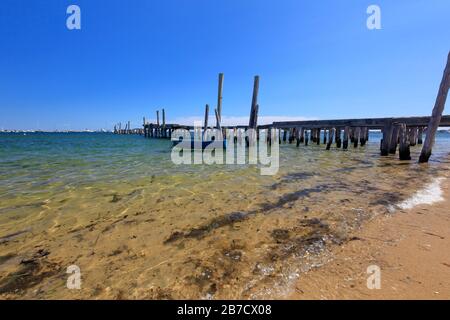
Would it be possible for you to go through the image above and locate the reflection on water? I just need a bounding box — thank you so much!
[0,132,449,299]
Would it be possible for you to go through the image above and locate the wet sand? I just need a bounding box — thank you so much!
[289,173,450,299]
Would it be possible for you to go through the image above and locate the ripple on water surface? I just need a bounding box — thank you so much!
[0,132,450,298]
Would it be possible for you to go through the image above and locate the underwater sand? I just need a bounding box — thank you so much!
[0,132,449,299]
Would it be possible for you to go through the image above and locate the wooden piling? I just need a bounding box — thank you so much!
[335,127,342,148]
[305,130,309,146]
[156,111,160,137]
[389,124,400,154]
[215,108,222,131]
[299,127,305,143]
[409,127,417,146]
[312,129,317,143]
[418,127,424,144]
[249,76,259,129]
[162,109,166,138]
[326,128,335,150]
[420,52,450,163]
[204,104,209,132]
[217,73,224,127]
[380,123,393,156]
[288,128,294,143]
[399,123,411,160]
[353,127,360,148]
[343,126,349,149]
[349,127,354,143]
[253,104,259,129]
[295,127,301,147]
[360,127,368,146]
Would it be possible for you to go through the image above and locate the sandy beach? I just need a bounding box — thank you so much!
[289,171,450,300]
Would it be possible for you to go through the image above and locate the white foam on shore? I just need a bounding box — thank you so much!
[392,177,445,211]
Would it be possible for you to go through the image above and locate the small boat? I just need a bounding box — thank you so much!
[172,136,227,150]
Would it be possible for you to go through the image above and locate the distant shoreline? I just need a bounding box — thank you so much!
[2,129,450,134]
[0,130,112,134]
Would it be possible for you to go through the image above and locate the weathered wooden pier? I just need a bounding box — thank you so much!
[115,52,450,163]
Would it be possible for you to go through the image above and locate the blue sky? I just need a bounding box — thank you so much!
[0,0,449,130]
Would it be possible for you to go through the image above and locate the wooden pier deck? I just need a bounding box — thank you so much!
[114,52,450,163]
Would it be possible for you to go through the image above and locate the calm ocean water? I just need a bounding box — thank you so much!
[1,131,450,298]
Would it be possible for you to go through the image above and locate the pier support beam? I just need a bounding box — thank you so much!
[162,109,166,138]
[335,127,342,148]
[217,73,224,127]
[399,123,411,160]
[289,128,295,143]
[353,127,360,148]
[247,76,259,146]
[389,124,400,154]
[360,127,368,146]
[156,111,160,138]
[418,127,424,144]
[204,104,209,134]
[326,128,335,150]
[380,123,393,156]
[408,127,417,146]
[343,126,349,150]
[420,52,450,163]
[295,127,301,147]
[299,127,305,143]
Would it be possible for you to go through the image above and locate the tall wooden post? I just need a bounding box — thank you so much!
[162,109,166,138]
[249,76,259,129]
[214,108,221,131]
[253,104,259,129]
[143,117,147,138]
[156,110,160,137]
[419,52,450,163]
[204,104,209,132]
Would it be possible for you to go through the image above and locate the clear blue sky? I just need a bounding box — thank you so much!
[1,0,449,130]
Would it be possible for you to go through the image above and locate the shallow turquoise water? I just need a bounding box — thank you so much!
[0,131,449,299]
